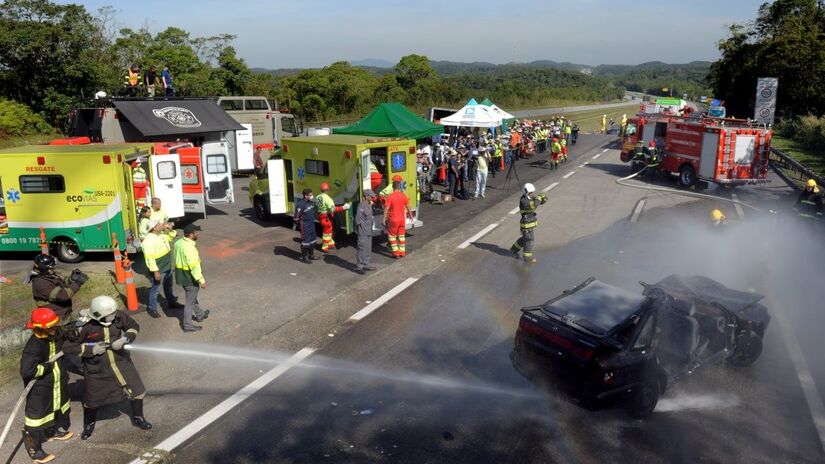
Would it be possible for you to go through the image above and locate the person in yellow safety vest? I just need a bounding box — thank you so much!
[510,183,547,263]
[174,223,209,332]
[560,138,568,162]
[150,197,177,241]
[794,179,823,220]
[315,182,352,253]
[124,64,141,97]
[20,307,73,464]
[131,160,148,210]
[711,209,727,227]
[621,113,628,136]
[142,219,183,318]
[600,114,607,133]
[564,123,572,145]
[491,139,504,176]
[137,206,153,241]
[550,137,562,169]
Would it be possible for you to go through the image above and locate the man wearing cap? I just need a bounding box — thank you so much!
[384,178,411,258]
[354,189,378,274]
[142,219,182,318]
[173,224,208,332]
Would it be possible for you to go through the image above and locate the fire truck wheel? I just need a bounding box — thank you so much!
[53,237,84,264]
[678,164,696,189]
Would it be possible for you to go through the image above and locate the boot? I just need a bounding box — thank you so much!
[23,430,55,463]
[309,247,319,260]
[300,247,309,263]
[81,407,96,440]
[130,399,152,430]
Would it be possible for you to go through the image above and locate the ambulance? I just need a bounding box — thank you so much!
[248,135,421,234]
[0,142,230,262]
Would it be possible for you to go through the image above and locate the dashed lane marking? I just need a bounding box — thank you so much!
[562,171,576,179]
[592,153,601,160]
[458,224,499,249]
[630,199,646,223]
[509,206,520,215]
[578,162,589,168]
[542,182,560,193]
[129,347,317,464]
[731,193,745,219]
[601,148,609,152]
[349,277,420,321]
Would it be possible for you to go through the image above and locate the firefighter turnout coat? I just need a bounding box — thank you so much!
[20,333,71,430]
[31,274,81,320]
[66,311,146,408]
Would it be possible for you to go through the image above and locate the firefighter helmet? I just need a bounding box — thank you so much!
[648,141,657,148]
[711,209,725,222]
[807,179,817,189]
[524,183,536,194]
[33,254,57,273]
[26,308,60,330]
[89,295,118,324]
[320,182,330,192]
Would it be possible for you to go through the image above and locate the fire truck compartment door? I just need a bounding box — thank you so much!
[202,142,234,204]
[733,135,756,165]
[642,124,656,144]
[267,159,288,214]
[235,124,255,170]
[699,132,720,179]
[150,155,185,218]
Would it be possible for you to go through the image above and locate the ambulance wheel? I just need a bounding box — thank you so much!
[254,197,271,221]
[53,238,84,263]
[678,164,696,189]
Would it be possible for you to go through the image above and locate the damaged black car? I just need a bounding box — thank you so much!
[513,275,770,418]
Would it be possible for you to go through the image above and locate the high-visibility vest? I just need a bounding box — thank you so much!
[315,193,336,214]
[174,237,204,285]
[125,70,140,86]
[142,233,171,272]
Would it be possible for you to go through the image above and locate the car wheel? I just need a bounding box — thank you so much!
[54,238,84,263]
[626,380,659,419]
[678,164,696,189]
[254,197,270,221]
[727,332,763,367]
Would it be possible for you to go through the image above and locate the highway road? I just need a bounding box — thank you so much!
[1,135,824,463]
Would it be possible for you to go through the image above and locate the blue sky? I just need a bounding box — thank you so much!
[67,0,767,68]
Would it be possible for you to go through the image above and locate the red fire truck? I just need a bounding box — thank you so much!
[620,113,771,188]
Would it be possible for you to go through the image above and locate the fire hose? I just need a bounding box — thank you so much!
[0,351,64,451]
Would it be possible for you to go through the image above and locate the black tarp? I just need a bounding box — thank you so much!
[112,99,244,137]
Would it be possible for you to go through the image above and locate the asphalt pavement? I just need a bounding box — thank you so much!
[1,136,824,463]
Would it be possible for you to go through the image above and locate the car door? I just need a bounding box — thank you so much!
[202,141,234,205]
[611,312,659,388]
[150,154,184,218]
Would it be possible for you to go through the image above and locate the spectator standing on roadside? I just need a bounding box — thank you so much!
[161,64,174,97]
[447,150,459,198]
[474,143,490,199]
[144,65,158,98]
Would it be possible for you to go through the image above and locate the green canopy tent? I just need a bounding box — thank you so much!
[333,102,444,139]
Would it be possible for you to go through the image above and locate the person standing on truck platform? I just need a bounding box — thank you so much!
[161,64,174,97]
[794,179,823,220]
[384,177,411,258]
[510,183,547,263]
[28,254,88,321]
[142,219,183,318]
[144,65,158,98]
[19,307,73,464]
[315,182,352,253]
[65,296,152,441]
[294,188,319,263]
[174,224,210,332]
[124,64,141,97]
[354,189,378,274]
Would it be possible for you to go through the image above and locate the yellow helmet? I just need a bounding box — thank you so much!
[711,209,725,222]
[807,179,817,189]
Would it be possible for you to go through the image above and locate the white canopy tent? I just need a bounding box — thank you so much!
[439,102,502,128]
[488,104,514,121]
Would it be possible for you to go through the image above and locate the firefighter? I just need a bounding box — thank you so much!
[384,177,411,258]
[131,159,148,211]
[571,122,579,144]
[66,296,151,440]
[510,183,547,263]
[20,308,73,464]
[711,209,727,227]
[315,182,351,253]
[294,188,319,263]
[794,179,823,220]
[29,254,88,320]
[644,140,660,179]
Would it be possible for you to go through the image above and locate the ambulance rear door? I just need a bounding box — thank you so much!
[202,141,234,205]
[266,159,288,214]
[150,154,185,218]
[235,124,255,171]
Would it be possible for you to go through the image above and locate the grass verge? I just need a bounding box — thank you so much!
[0,133,56,150]
[533,104,640,133]
[770,136,825,182]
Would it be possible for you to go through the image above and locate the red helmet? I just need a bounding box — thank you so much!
[392,175,403,182]
[648,141,656,147]
[320,182,330,191]
[26,307,60,330]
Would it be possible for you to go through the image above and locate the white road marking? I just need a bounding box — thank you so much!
[592,153,601,160]
[630,199,646,223]
[542,182,560,193]
[458,223,499,249]
[349,277,419,321]
[562,171,576,179]
[772,299,825,450]
[508,206,520,215]
[731,193,745,219]
[578,162,589,168]
[601,148,609,153]
[129,347,317,464]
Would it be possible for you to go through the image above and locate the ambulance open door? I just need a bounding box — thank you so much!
[267,159,288,214]
[234,124,255,171]
[202,141,234,204]
[150,155,185,218]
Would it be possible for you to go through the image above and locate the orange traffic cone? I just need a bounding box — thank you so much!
[112,233,125,284]
[39,226,48,255]
[0,275,10,284]
[122,257,139,311]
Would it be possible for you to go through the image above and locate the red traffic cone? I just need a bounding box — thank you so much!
[112,234,125,284]
[122,258,139,311]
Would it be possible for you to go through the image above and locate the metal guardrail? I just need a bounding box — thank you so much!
[769,147,825,190]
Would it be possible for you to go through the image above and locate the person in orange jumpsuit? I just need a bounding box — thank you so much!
[315,182,351,252]
[383,176,411,258]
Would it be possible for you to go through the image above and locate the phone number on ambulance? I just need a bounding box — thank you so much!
[1,237,42,245]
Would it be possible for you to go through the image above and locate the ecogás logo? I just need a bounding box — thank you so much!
[152,106,202,128]
[66,188,115,203]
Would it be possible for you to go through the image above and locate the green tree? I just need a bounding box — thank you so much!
[212,46,251,95]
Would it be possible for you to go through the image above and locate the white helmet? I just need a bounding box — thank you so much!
[524,183,536,194]
[89,295,118,325]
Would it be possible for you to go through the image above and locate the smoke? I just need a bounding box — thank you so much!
[655,392,741,412]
